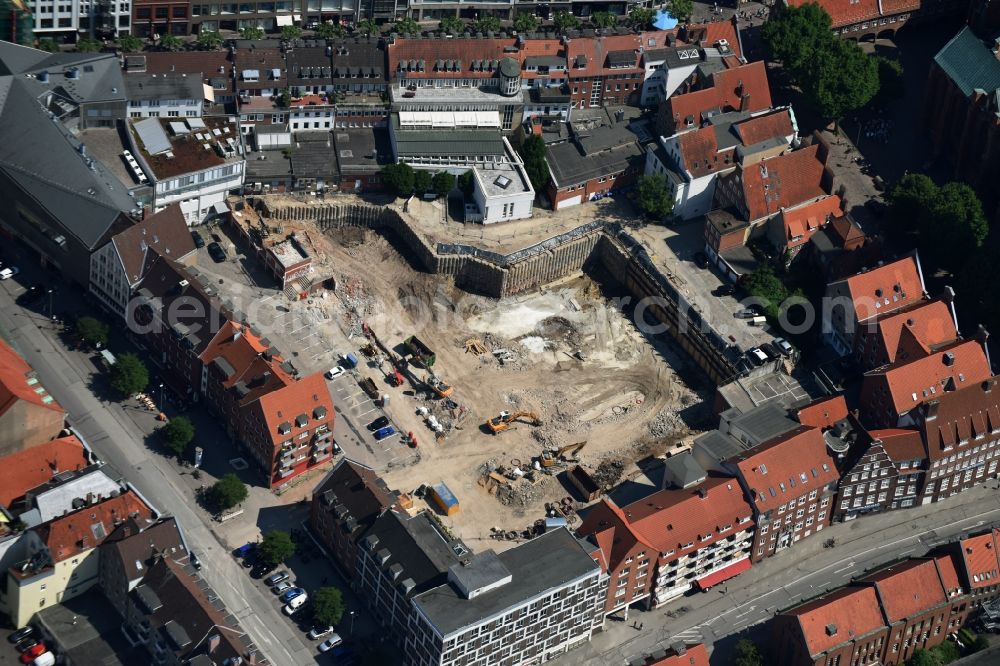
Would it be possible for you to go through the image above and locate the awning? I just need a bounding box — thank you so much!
[202,83,216,103]
[695,557,751,590]
[275,14,293,26]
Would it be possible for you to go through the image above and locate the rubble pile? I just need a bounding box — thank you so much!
[648,408,685,439]
[592,459,626,489]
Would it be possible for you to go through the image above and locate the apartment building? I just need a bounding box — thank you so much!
[951,529,1000,607]
[407,528,605,666]
[131,0,189,37]
[656,60,773,137]
[124,51,238,109]
[0,338,65,456]
[28,0,130,38]
[124,72,205,118]
[834,428,927,521]
[852,299,959,372]
[0,436,90,511]
[98,517,185,614]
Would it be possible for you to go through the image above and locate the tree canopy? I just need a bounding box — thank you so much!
[439,16,464,35]
[212,473,248,510]
[76,316,108,348]
[628,7,655,28]
[667,0,694,21]
[158,33,184,51]
[161,416,195,455]
[513,13,539,33]
[432,171,456,197]
[744,265,792,319]
[631,174,674,220]
[904,649,938,666]
[76,37,101,53]
[356,19,379,36]
[733,639,765,666]
[315,22,346,39]
[518,135,550,192]
[762,3,832,72]
[196,30,224,49]
[475,15,502,33]
[239,26,265,40]
[395,17,420,35]
[110,353,148,397]
[38,38,60,53]
[413,169,433,194]
[116,35,144,53]
[554,11,580,31]
[311,587,346,627]
[381,162,415,197]
[458,170,475,198]
[281,25,303,40]
[258,529,296,566]
[875,56,904,103]
[591,11,618,28]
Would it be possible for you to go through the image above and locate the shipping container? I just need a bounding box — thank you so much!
[429,482,459,515]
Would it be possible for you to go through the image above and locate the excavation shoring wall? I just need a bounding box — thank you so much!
[264,202,738,383]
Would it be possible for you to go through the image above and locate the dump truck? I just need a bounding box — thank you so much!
[485,410,542,434]
[427,374,453,398]
[358,376,379,399]
[404,335,436,368]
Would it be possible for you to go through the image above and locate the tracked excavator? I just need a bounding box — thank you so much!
[485,410,542,434]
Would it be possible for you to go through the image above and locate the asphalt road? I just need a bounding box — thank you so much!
[0,282,309,665]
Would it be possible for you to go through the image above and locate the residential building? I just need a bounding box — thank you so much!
[952,529,1000,607]
[785,0,965,41]
[922,23,1000,220]
[822,254,928,357]
[126,114,246,224]
[234,42,287,131]
[0,337,65,455]
[771,586,890,666]
[0,44,136,287]
[407,527,605,666]
[697,425,839,562]
[122,556,259,664]
[15,463,127,527]
[189,2,304,34]
[27,0,130,38]
[89,203,197,317]
[309,459,397,574]
[852,298,959,372]
[767,194,844,258]
[0,435,91,510]
[123,51,237,109]
[357,509,469,645]
[639,35,742,108]
[2,490,155,627]
[805,213,873,282]
[858,339,992,428]
[833,428,927,521]
[98,517,185,615]
[656,60,773,137]
[131,0,191,37]
[124,73,206,119]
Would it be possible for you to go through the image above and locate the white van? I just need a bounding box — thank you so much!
[283,593,308,614]
[748,316,767,326]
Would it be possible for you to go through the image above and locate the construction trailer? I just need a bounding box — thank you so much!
[567,465,601,502]
[429,482,459,515]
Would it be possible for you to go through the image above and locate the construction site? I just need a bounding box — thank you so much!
[225,193,717,549]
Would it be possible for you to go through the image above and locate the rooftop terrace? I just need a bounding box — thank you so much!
[130,115,242,180]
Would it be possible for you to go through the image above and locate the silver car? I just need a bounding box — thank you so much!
[272,580,293,595]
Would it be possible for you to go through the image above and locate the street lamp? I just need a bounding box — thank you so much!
[46,288,53,321]
[159,383,164,411]
[349,610,355,635]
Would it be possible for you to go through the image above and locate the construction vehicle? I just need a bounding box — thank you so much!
[427,374,454,398]
[360,343,377,357]
[485,411,542,435]
[540,441,587,467]
[358,377,379,400]
[404,335,436,368]
[388,368,404,387]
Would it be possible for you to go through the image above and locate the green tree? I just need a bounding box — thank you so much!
[76,316,109,348]
[628,7,654,28]
[761,3,833,73]
[888,173,938,235]
[381,162,415,197]
[212,473,248,510]
[513,13,539,33]
[281,25,303,40]
[413,169,433,194]
[196,30,224,49]
[733,638,764,666]
[432,171,456,197]
[457,170,475,198]
[239,26,265,40]
[116,34,144,53]
[971,634,990,652]
[315,22,346,39]
[930,640,960,663]
[439,16,464,34]
[553,11,580,31]
[38,38,61,53]
[801,38,879,127]
[631,174,674,220]
[258,529,296,566]
[160,416,195,455]
[667,0,693,20]
[158,33,184,51]
[905,649,938,666]
[518,134,550,193]
[311,587,345,627]
[76,37,101,53]
[395,17,420,35]
[875,56,904,102]
[590,11,618,28]
[110,352,149,397]
[356,18,379,36]
[744,265,790,319]
[475,15,502,33]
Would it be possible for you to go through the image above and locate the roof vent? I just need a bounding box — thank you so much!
[825,624,838,636]
[943,352,955,367]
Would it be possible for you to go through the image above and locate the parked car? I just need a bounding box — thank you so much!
[773,337,794,357]
[373,425,396,441]
[734,308,756,319]
[326,366,345,380]
[265,571,290,586]
[272,580,293,595]
[746,348,768,366]
[233,543,255,558]
[693,252,709,269]
[191,230,206,248]
[308,625,335,640]
[367,416,390,431]
[318,634,344,652]
[0,266,19,280]
[241,550,260,568]
[15,637,37,653]
[280,587,306,604]
[250,561,276,579]
[712,284,735,297]
[207,242,227,263]
[8,627,34,644]
[189,551,201,571]
[760,342,781,360]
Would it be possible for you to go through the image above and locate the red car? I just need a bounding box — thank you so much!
[20,643,46,663]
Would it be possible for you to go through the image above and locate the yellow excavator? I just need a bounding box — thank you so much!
[427,374,454,398]
[485,410,542,434]
[540,441,587,467]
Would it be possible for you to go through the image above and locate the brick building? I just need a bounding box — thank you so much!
[657,60,773,137]
[98,517,185,615]
[131,0,190,37]
[852,298,959,372]
[0,337,65,456]
[834,428,927,521]
[951,529,1000,607]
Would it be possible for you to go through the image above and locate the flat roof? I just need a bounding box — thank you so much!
[412,528,598,637]
[547,139,644,188]
[131,115,241,180]
[390,84,515,105]
[124,72,204,101]
[36,590,144,665]
[333,126,390,174]
[474,160,533,198]
[269,236,310,268]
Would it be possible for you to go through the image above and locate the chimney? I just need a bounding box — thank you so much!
[943,352,955,367]
[976,325,992,370]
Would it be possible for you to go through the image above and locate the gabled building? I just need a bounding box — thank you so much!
[657,61,773,137]
[309,459,397,575]
[98,517,186,615]
[853,299,959,372]
[639,643,711,666]
[0,338,65,456]
[0,435,90,510]
[767,194,844,258]
[234,44,287,131]
[834,428,927,521]
[124,51,237,109]
[952,529,1000,607]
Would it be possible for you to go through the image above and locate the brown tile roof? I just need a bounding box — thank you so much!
[314,459,396,534]
[624,474,755,556]
[734,109,793,146]
[388,37,521,80]
[647,643,711,666]
[107,517,185,584]
[0,337,64,418]
[958,531,1000,589]
[732,426,840,511]
[872,300,958,366]
[919,377,1000,459]
[797,395,849,430]
[871,340,991,419]
[787,0,880,28]
[0,435,89,507]
[838,255,925,323]
[829,214,866,246]
[677,125,734,178]
[859,558,948,622]
[740,144,827,223]
[779,195,842,249]
[200,322,281,391]
[134,51,235,95]
[566,33,644,78]
[112,203,195,285]
[869,428,926,464]
[684,21,743,59]
[664,61,772,131]
[252,371,334,447]
[234,47,287,91]
[39,490,154,563]
[784,586,886,656]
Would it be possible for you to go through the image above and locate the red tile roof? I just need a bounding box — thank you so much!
[797,395,849,430]
[647,643,711,666]
[873,340,992,418]
[665,61,773,131]
[623,474,754,556]
[839,256,925,323]
[577,499,654,570]
[740,144,827,223]
[389,37,522,80]
[785,586,887,656]
[39,490,154,563]
[869,429,926,464]
[253,371,334,447]
[677,126,736,178]
[0,435,89,507]
[919,377,1000,459]
[0,337,64,418]
[733,426,840,511]
[860,559,948,622]
[199,321,280,390]
[872,301,958,365]
[779,195,842,249]
[787,0,881,28]
[933,553,964,598]
[958,531,1000,589]
[734,109,793,146]
[566,33,644,78]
